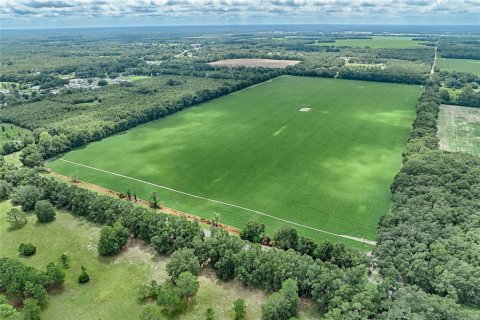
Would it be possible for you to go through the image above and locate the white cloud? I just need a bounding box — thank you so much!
[1,0,479,27]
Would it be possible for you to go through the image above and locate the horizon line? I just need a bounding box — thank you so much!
[2,22,480,31]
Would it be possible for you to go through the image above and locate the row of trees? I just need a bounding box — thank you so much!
[375,82,480,306]
[0,161,476,318]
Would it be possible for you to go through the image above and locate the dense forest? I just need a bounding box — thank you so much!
[375,83,480,306]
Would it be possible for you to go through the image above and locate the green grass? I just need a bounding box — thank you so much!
[49,76,421,249]
[437,104,480,156]
[1,201,319,319]
[438,58,480,75]
[0,123,30,143]
[125,75,151,81]
[325,36,424,49]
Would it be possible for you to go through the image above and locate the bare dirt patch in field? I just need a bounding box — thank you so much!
[208,58,300,69]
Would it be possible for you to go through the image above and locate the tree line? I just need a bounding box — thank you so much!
[375,81,480,306]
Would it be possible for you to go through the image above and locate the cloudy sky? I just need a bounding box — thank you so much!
[1,0,479,29]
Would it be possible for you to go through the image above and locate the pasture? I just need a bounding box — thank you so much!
[328,36,424,48]
[437,104,480,156]
[48,76,421,248]
[1,202,322,319]
[438,58,480,75]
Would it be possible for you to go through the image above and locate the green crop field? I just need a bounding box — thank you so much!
[327,36,424,48]
[1,201,322,319]
[49,76,421,249]
[438,57,480,75]
[437,104,480,156]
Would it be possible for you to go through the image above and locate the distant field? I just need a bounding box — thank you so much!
[49,76,421,248]
[326,36,424,48]
[438,58,480,75]
[437,104,480,156]
[0,122,30,143]
[208,59,300,68]
[1,201,320,320]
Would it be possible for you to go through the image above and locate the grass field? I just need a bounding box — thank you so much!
[437,104,480,156]
[48,76,421,248]
[0,201,318,319]
[0,123,30,143]
[438,58,480,75]
[327,36,424,48]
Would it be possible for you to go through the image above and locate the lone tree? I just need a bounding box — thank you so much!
[97,221,129,256]
[149,192,159,208]
[240,221,265,243]
[166,248,200,280]
[6,208,27,230]
[35,200,56,223]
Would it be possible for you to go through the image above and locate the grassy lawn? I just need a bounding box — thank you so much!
[0,201,318,319]
[438,58,480,75]
[326,36,424,48]
[48,76,421,249]
[437,104,480,156]
[125,75,151,81]
[0,123,30,143]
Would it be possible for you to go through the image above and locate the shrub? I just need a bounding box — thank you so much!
[233,298,247,320]
[78,266,90,284]
[60,253,69,268]
[45,263,65,287]
[141,304,163,320]
[34,200,56,223]
[19,243,36,256]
